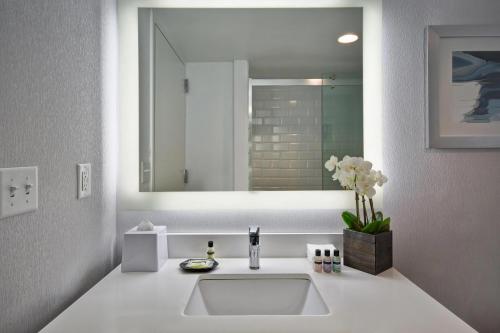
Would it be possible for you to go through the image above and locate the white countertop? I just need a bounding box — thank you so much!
[41,258,475,333]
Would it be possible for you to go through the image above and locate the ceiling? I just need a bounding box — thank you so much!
[152,8,362,79]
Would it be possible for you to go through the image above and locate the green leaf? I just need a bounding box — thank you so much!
[356,216,390,235]
[362,220,380,234]
[341,211,363,232]
[378,217,391,233]
[341,211,356,229]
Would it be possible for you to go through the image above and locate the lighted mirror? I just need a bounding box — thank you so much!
[138,8,363,192]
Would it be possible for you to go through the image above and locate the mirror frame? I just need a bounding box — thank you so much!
[118,0,382,210]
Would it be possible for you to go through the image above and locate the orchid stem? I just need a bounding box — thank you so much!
[369,198,376,221]
[355,192,360,226]
[361,196,368,226]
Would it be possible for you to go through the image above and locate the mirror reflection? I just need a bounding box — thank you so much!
[138,8,363,192]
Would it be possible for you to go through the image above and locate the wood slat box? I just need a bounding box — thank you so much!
[343,229,392,275]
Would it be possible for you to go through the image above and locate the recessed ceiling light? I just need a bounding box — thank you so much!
[337,33,359,44]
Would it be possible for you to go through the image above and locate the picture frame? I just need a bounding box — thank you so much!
[426,25,500,148]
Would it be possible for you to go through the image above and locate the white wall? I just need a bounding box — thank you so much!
[233,60,250,190]
[185,62,234,190]
[138,9,154,191]
[0,0,118,332]
[383,0,500,331]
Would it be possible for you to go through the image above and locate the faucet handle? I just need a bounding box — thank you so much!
[249,225,260,245]
[249,225,260,235]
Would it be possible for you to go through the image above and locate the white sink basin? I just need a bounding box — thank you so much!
[184,274,329,316]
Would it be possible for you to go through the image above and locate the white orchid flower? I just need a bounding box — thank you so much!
[359,160,373,173]
[355,171,377,197]
[324,155,338,172]
[339,170,356,189]
[324,155,388,227]
[355,180,376,198]
[373,170,388,186]
[326,155,387,195]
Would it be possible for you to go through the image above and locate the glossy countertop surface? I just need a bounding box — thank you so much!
[40,258,475,333]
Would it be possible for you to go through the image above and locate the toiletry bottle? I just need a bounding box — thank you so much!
[323,249,332,273]
[314,249,322,273]
[333,249,341,273]
[207,241,215,260]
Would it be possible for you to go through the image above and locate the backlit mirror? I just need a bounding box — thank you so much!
[138,8,363,192]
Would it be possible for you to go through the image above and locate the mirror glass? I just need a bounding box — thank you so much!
[138,8,363,192]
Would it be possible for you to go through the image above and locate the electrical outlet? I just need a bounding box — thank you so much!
[0,166,38,219]
[77,163,91,199]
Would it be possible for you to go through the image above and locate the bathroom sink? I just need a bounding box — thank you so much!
[184,274,329,316]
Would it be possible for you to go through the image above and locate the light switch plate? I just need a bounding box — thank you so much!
[77,163,91,199]
[0,166,38,219]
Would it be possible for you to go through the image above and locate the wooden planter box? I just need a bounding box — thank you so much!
[343,229,392,275]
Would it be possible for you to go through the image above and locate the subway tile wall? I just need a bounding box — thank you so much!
[250,85,323,190]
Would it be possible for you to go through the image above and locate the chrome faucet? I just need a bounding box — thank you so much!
[249,226,260,269]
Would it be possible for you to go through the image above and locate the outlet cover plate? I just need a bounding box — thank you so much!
[77,163,91,199]
[0,167,38,219]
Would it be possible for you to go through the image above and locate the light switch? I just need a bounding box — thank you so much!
[77,163,91,199]
[0,166,38,219]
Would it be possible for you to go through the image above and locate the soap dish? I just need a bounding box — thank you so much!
[179,259,219,273]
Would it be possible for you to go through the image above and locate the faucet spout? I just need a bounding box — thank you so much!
[249,226,260,269]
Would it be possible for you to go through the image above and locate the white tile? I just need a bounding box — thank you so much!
[300,169,319,177]
[264,118,281,126]
[265,101,281,109]
[285,169,301,178]
[272,109,288,117]
[305,177,322,186]
[288,143,308,151]
[260,160,273,168]
[289,160,307,169]
[273,143,289,151]
[253,89,271,100]
[254,143,273,151]
[252,126,273,135]
[298,151,315,160]
[281,151,299,159]
[255,110,271,117]
[251,159,262,169]
[299,117,315,126]
[280,160,291,168]
[307,160,321,169]
[262,169,282,177]
[252,168,262,177]
[282,117,299,125]
[273,127,288,134]
[262,152,280,159]
[252,152,262,159]
[308,143,321,151]
[288,109,307,117]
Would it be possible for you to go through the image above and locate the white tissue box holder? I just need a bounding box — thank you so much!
[121,226,168,272]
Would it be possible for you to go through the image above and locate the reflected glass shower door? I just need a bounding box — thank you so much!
[321,74,363,190]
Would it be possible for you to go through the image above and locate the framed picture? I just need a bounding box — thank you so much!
[426,25,500,148]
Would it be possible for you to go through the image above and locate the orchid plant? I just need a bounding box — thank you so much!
[325,155,390,234]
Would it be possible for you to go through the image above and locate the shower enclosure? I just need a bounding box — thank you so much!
[321,74,363,190]
[249,75,363,191]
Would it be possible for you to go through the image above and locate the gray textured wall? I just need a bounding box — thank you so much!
[0,1,117,332]
[383,0,500,332]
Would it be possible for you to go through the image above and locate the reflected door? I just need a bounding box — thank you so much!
[321,74,363,190]
[153,25,186,191]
